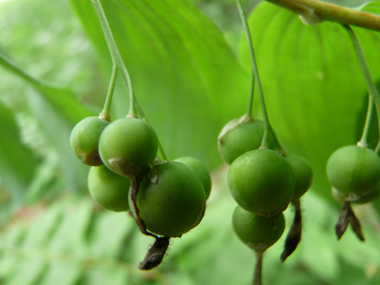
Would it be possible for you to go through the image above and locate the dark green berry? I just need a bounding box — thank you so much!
[285,154,313,202]
[228,148,295,216]
[218,115,264,165]
[174,156,212,199]
[99,117,158,177]
[137,161,206,237]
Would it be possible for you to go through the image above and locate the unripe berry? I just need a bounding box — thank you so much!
[327,145,380,196]
[70,116,110,166]
[228,149,295,216]
[137,161,206,237]
[88,165,130,212]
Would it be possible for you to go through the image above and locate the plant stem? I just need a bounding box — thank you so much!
[235,0,255,117]
[357,96,373,148]
[99,65,118,121]
[253,250,264,285]
[266,0,380,32]
[92,0,169,159]
[135,103,168,161]
[341,24,380,154]
[92,0,137,117]
[235,0,279,150]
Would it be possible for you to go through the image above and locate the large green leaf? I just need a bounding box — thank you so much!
[240,1,380,199]
[70,0,250,169]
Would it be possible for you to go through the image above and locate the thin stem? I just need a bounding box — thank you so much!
[235,0,255,117]
[135,103,168,161]
[235,0,278,150]
[266,0,380,32]
[99,65,118,121]
[358,96,373,148]
[253,250,264,285]
[341,24,380,154]
[92,0,137,117]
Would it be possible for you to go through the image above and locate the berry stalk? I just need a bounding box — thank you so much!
[235,0,282,151]
[99,64,118,121]
[341,24,380,154]
[91,0,137,117]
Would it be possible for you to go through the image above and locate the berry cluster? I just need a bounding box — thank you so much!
[70,115,211,269]
[218,116,313,260]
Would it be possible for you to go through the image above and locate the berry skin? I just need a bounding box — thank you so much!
[137,161,206,237]
[70,116,110,166]
[174,156,212,199]
[232,205,285,252]
[88,165,130,212]
[99,117,158,177]
[332,185,380,205]
[227,148,295,216]
[218,115,264,165]
[326,145,380,196]
[285,154,313,202]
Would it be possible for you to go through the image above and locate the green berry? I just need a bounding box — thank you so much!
[326,145,380,196]
[70,116,110,166]
[99,117,158,177]
[227,149,295,216]
[232,205,285,252]
[174,156,212,199]
[88,164,130,212]
[218,115,264,164]
[285,154,313,202]
[137,161,206,237]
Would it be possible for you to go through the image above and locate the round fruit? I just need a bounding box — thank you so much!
[174,156,212,199]
[99,117,158,177]
[232,205,285,252]
[88,164,130,212]
[137,161,206,237]
[285,154,313,202]
[326,145,380,196]
[218,115,264,165]
[227,149,295,216]
[70,116,110,166]
[332,185,380,205]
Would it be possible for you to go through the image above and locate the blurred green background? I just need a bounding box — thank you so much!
[1,0,380,284]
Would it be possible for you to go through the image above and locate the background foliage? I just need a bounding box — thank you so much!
[1,0,380,284]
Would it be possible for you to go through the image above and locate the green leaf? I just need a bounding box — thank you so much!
[70,0,250,169]
[360,1,380,15]
[0,52,94,192]
[0,102,38,203]
[240,1,380,199]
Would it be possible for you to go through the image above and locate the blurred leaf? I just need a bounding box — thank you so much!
[360,1,380,14]
[0,102,38,203]
[0,196,140,285]
[0,52,94,191]
[240,1,380,200]
[70,0,250,169]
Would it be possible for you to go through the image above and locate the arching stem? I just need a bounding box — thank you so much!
[99,64,118,121]
[92,0,137,117]
[91,0,168,160]
[235,0,283,151]
[341,24,380,154]
[235,0,255,117]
